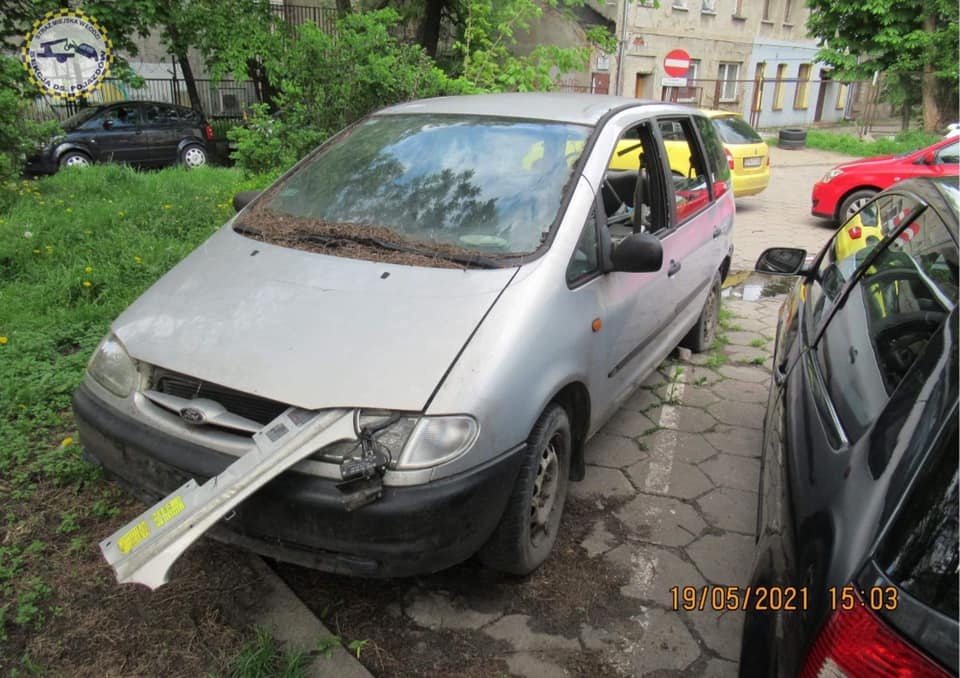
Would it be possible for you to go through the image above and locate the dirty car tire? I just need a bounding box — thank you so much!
[680,273,721,353]
[59,151,91,169]
[180,144,208,169]
[479,404,571,575]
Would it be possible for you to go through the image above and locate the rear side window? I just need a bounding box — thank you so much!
[877,424,958,619]
[658,117,713,223]
[711,116,762,144]
[693,115,731,186]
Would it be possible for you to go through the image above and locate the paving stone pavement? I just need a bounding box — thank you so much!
[390,292,786,678]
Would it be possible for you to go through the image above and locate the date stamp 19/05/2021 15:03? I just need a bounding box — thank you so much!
[670,585,900,613]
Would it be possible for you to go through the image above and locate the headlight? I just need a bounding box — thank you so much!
[396,416,478,470]
[87,334,137,397]
[821,168,843,183]
[311,411,477,470]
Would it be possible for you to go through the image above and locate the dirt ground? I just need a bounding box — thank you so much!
[275,496,639,677]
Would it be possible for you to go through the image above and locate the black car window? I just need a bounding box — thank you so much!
[876,422,958,620]
[814,197,956,440]
[694,115,732,188]
[101,104,140,128]
[179,108,201,124]
[145,104,180,124]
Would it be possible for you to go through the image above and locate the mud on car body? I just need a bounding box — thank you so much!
[75,93,735,577]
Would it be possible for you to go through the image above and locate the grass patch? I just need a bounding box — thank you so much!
[749,338,767,348]
[0,164,268,670]
[220,628,309,678]
[704,351,728,368]
[718,307,742,332]
[769,128,941,157]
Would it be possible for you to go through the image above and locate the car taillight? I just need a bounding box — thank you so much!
[725,148,735,169]
[800,593,951,678]
[204,124,214,141]
[848,226,862,239]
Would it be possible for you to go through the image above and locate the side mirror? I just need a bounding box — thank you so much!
[611,232,663,273]
[102,119,113,130]
[756,247,807,275]
[233,190,261,212]
[923,151,936,165]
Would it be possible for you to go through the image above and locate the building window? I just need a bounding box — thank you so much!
[772,63,787,110]
[718,62,740,102]
[762,0,772,21]
[734,0,744,15]
[836,83,849,110]
[702,0,717,13]
[783,0,793,22]
[794,63,811,109]
[678,59,701,102]
[672,0,688,9]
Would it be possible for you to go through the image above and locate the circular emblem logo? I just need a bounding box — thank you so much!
[20,9,113,101]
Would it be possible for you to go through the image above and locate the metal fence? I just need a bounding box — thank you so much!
[27,77,260,122]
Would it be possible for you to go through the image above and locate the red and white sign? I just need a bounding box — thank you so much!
[664,49,691,78]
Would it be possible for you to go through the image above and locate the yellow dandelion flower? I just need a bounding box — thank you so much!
[117,211,125,218]
[82,281,92,288]
[134,255,142,264]
[33,248,40,254]
[84,266,93,273]
[65,207,73,213]
[61,436,74,447]
[163,204,172,209]
[0,336,7,345]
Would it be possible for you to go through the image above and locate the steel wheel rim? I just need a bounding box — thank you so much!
[529,434,561,546]
[183,147,206,168]
[845,196,872,220]
[65,155,89,167]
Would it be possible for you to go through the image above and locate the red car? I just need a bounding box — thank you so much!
[811,136,959,224]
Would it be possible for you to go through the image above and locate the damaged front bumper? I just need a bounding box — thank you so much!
[73,383,525,578]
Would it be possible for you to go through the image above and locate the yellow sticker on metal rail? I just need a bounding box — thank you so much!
[117,521,150,554]
[151,496,186,528]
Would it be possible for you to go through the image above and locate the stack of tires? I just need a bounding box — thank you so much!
[778,127,807,150]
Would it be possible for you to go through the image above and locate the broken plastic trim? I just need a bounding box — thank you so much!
[99,407,355,590]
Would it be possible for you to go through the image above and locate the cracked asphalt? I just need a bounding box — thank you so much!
[276,146,850,677]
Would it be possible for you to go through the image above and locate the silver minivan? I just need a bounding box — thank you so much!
[74,93,735,577]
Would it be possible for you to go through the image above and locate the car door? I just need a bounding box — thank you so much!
[653,114,732,341]
[577,115,676,425]
[761,186,957,676]
[909,138,960,179]
[142,103,178,166]
[80,103,147,164]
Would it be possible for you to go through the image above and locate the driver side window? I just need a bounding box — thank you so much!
[814,200,956,440]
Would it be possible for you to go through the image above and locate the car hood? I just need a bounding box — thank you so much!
[832,153,901,171]
[112,225,518,412]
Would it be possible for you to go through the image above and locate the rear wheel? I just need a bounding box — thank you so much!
[681,273,721,353]
[58,151,91,169]
[180,144,207,169]
[479,404,571,575]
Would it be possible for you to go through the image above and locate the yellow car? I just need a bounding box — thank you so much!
[833,208,884,262]
[608,110,769,198]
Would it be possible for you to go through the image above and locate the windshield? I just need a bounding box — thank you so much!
[239,114,591,265]
[712,116,762,144]
[61,107,101,130]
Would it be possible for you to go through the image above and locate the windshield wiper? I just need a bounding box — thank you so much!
[234,223,264,238]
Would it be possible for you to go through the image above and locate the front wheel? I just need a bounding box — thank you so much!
[479,404,571,575]
[681,273,721,353]
[837,188,876,224]
[180,144,208,169]
[59,151,91,169]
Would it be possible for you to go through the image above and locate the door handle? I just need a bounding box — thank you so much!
[667,259,682,277]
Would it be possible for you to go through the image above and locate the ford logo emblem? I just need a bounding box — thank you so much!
[180,407,205,425]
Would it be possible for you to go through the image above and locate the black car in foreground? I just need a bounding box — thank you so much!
[27,101,214,174]
[741,177,958,677]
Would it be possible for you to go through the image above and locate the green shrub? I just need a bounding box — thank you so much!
[0,56,60,197]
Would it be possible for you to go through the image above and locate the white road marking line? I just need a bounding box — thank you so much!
[644,369,684,495]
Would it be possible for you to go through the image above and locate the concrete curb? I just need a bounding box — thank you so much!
[247,555,373,678]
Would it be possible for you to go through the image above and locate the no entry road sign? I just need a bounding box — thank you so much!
[664,49,691,78]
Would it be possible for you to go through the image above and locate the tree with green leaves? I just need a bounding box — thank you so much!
[806,0,959,132]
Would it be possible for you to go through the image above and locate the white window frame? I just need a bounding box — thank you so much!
[677,59,701,103]
[718,62,740,103]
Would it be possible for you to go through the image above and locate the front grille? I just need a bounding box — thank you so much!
[153,369,288,425]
